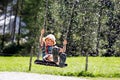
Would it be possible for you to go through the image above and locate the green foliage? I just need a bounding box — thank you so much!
[2,42,31,56]
[1,0,120,57]
[89,78,120,80]
[77,71,95,77]
[21,0,120,57]
[2,43,23,56]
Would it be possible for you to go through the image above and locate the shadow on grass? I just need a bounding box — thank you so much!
[60,71,94,77]
[60,71,120,78]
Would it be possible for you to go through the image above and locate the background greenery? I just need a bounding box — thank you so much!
[0,0,120,79]
[0,0,120,57]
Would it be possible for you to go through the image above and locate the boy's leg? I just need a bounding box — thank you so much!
[52,47,59,62]
[59,53,66,67]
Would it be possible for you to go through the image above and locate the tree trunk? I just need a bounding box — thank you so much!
[11,0,19,43]
[85,52,88,71]
[29,46,34,71]
[17,0,24,46]
[1,2,8,51]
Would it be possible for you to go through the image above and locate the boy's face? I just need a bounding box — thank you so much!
[45,38,54,46]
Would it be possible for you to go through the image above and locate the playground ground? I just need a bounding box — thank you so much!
[0,57,120,80]
[0,72,120,80]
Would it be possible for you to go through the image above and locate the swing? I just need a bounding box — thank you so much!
[34,60,67,67]
[34,42,68,67]
[34,0,76,68]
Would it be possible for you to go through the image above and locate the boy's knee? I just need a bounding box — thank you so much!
[52,47,60,54]
[59,53,66,60]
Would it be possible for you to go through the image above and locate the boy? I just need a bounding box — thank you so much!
[40,29,67,67]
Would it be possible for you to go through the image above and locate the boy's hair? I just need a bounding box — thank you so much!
[44,34,56,45]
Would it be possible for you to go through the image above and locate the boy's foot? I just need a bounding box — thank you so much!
[59,63,67,67]
[59,53,66,67]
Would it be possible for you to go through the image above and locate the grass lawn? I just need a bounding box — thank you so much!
[88,77,120,80]
[0,56,120,78]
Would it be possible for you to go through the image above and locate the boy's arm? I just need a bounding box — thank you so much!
[63,45,66,52]
[39,29,45,47]
[63,40,67,52]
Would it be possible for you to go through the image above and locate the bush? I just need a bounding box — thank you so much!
[2,43,24,56]
[2,42,31,56]
[77,71,95,77]
[115,52,120,57]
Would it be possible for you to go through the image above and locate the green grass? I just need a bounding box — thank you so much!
[0,56,120,78]
[88,77,120,80]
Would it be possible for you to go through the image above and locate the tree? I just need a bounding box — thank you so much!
[1,0,8,51]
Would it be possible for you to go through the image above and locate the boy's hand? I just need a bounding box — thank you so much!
[63,39,67,45]
[59,48,64,53]
[41,29,45,35]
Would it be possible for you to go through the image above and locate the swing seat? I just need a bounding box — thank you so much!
[34,60,67,67]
